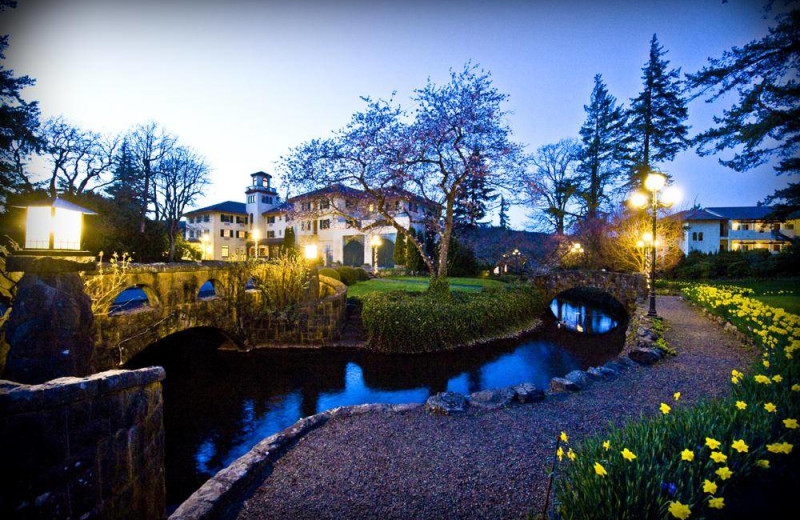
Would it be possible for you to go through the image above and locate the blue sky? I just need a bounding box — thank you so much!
[0,0,789,229]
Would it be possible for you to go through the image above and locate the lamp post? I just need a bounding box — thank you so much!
[304,244,318,262]
[370,235,383,274]
[251,229,260,259]
[629,173,681,317]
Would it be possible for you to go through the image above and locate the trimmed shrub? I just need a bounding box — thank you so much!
[361,284,543,353]
[318,267,341,281]
[336,266,360,286]
[355,267,370,281]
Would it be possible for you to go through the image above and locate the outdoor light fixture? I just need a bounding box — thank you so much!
[370,235,383,273]
[628,171,679,317]
[304,244,318,260]
[251,229,260,259]
[17,197,96,252]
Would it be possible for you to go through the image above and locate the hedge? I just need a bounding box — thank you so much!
[361,284,543,353]
[336,266,360,286]
[554,285,799,520]
[318,267,341,281]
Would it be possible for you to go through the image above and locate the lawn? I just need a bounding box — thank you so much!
[660,278,800,316]
[346,276,506,299]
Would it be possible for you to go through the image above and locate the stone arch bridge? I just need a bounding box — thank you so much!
[531,270,647,313]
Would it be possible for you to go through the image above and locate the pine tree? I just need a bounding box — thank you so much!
[498,196,510,229]
[405,228,423,273]
[578,74,631,219]
[627,34,690,189]
[454,149,497,227]
[282,226,297,257]
[393,229,406,266]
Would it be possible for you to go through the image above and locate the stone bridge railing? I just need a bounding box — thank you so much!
[531,270,647,312]
[3,261,347,383]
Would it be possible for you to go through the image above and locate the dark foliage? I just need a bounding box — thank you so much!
[668,246,800,279]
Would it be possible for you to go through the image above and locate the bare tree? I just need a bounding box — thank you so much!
[126,122,176,233]
[521,138,582,234]
[600,207,683,273]
[156,146,210,261]
[40,116,118,197]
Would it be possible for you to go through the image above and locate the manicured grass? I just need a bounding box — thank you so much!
[751,295,800,316]
[346,276,506,299]
[659,278,800,316]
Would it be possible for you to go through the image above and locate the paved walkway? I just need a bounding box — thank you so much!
[232,297,755,520]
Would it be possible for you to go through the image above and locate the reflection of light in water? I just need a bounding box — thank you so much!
[550,298,618,334]
[316,363,429,411]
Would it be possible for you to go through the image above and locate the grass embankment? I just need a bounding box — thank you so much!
[658,278,800,316]
[346,276,506,299]
[553,284,799,520]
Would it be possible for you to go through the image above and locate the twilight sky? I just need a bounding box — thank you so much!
[0,0,789,229]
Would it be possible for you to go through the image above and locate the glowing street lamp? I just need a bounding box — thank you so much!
[370,235,383,273]
[16,197,96,253]
[251,229,260,259]
[304,244,318,261]
[629,172,681,317]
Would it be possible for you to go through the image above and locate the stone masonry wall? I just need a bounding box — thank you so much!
[0,367,166,520]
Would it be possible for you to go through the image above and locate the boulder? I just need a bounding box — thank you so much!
[628,347,661,365]
[603,361,627,372]
[469,388,515,410]
[425,391,468,415]
[550,377,580,393]
[597,366,618,379]
[636,336,656,349]
[616,356,637,367]
[564,370,591,389]
[586,367,609,380]
[512,383,545,404]
[637,326,658,341]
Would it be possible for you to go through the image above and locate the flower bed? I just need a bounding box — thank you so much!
[554,285,799,520]
[360,284,543,353]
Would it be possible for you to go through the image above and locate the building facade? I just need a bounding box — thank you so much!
[680,206,798,255]
[184,172,428,265]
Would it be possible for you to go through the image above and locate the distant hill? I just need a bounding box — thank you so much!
[455,225,563,268]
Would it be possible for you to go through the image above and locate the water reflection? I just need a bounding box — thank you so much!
[550,296,619,334]
[127,297,625,510]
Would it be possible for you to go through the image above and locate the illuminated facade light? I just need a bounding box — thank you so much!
[304,244,318,260]
[18,197,96,252]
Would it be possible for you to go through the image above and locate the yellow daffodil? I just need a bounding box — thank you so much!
[709,497,725,510]
[681,449,694,461]
[763,360,770,368]
[567,448,576,461]
[731,376,740,385]
[735,401,747,410]
[594,462,607,477]
[668,501,691,520]
[710,451,727,463]
[705,437,721,450]
[731,439,749,453]
[621,448,637,462]
[557,446,563,461]
[756,459,770,468]
[602,440,610,451]
[764,402,777,413]
[731,369,743,378]
[560,431,568,444]
[755,374,772,385]
[792,384,800,392]
[773,374,783,383]
[715,466,733,480]
[660,403,671,415]
[783,418,798,429]
[702,479,717,494]
[674,392,681,401]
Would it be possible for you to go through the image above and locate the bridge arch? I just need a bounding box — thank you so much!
[532,270,646,315]
[109,284,160,315]
[197,279,221,300]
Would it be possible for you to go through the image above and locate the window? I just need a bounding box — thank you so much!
[267,216,276,224]
[787,223,795,230]
[319,199,330,210]
[345,199,354,209]
[698,232,704,241]
[203,214,210,222]
[188,216,194,223]
[249,213,254,224]
[395,200,401,211]
[237,230,247,238]
[267,230,275,238]
[236,216,246,224]
[279,229,283,236]
[221,214,232,223]
[301,202,312,211]
[189,230,195,238]
[220,230,225,237]
[742,223,750,230]
[772,243,781,252]
[220,229,233,238]
[221,246,229,258]
[261,195,273,204]
[320,219,331,229]
[692,232,697,241]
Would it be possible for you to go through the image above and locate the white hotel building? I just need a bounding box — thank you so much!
[184,171,428,264]
[679,206,799,255]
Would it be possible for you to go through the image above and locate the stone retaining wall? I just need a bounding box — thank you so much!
[0,367,166,519]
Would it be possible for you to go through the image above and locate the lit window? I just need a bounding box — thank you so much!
[221,245,229,258]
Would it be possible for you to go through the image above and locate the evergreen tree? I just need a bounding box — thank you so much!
[498,196,510,229]
[393,229,406,266]
[687,7,799,217]
[0,1,41,201]
[281,226,298,257]
[578,75,631,219]
[405,228,423,273]
[627,34,690,189]
[454,148,497,227]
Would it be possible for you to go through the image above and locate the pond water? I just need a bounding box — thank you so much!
[126,295,626,510]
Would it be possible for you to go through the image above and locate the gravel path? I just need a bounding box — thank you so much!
[232,296,756,520]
